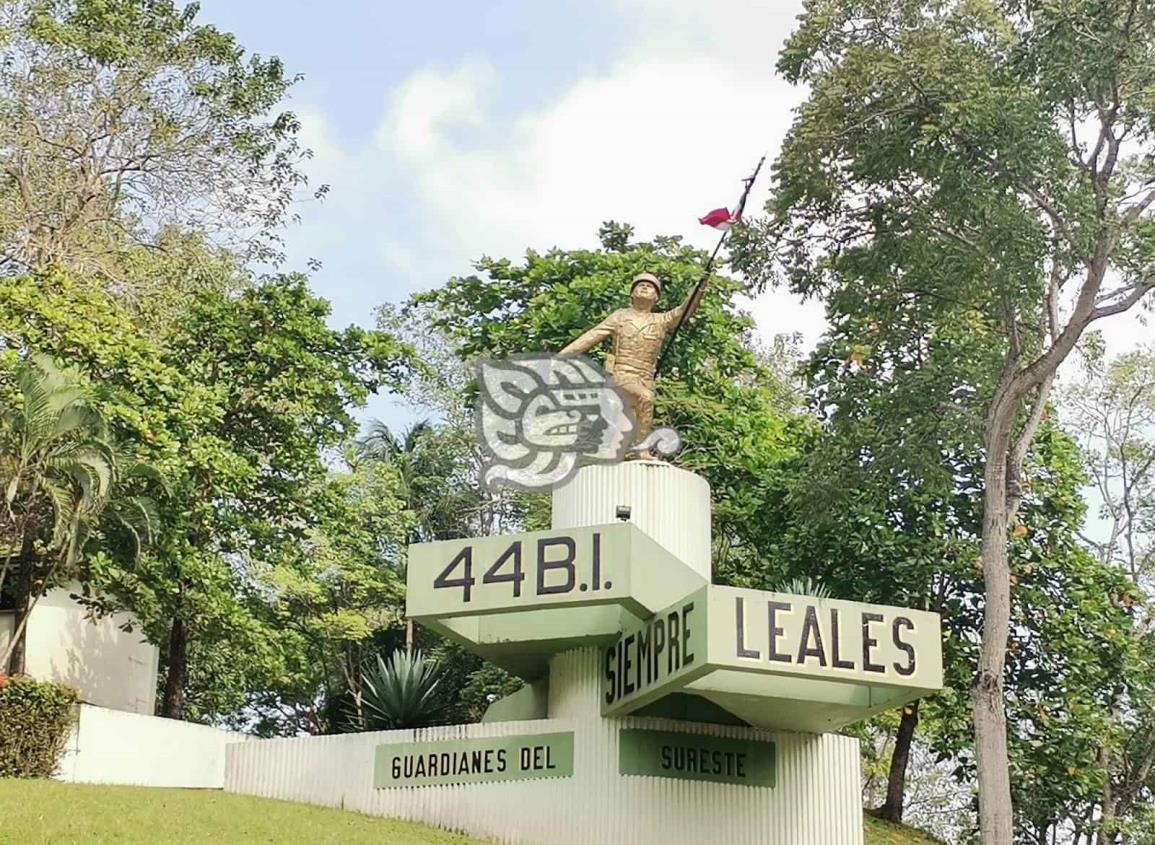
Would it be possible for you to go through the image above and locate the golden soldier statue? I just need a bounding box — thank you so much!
[560,272,694,456]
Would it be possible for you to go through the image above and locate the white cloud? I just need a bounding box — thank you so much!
[381,59,782,250]
[281,0,1151,531]
[355,0,824,346]
[291,0,1148,364]
[1100,308,1153,358]
[377,62,497,161]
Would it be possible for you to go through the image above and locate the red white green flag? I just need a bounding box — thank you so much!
[698,207,736,230]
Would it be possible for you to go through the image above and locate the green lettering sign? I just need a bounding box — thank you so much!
[374,732,574,788]
[618,729,776,788]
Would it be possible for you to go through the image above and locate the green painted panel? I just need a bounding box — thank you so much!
[405,522,708,680]
[374,732,574,788]
[602,587,710,715]
[618,729,776,788]
[481,679,549,723]
[706,585,944,691]
[407,524,635,619]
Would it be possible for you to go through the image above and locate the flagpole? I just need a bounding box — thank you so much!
[655,155,766,377]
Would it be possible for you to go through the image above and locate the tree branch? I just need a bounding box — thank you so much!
[1089,279,1155,321]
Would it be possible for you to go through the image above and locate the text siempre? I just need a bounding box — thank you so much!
[605,600,696,706]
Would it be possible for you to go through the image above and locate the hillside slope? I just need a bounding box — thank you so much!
[0,780,946,844]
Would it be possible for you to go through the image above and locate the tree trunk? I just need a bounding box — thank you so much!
[975,423,1016,845]
[6,600,27,676]
[1095,745,1117,845]
[160,615,189,719]
[4,555,33,675]
[875,699,921,823]
[1108,740,1155,845]
[1094,811,1118,845]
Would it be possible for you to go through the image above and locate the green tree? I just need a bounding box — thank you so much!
[406,223,800,564]
[1063,344,1155,844]
[746,3,1155,839]
[352,413,529,723]
[0,0,311,278]
[1066,343,1155,588]
[751,380,1134,837]
[143,275,411,720]
[0,271,413,721]
[354,420,486,543]
[251,456,411,736]
[352,418,492,658]
[0,353,153,674]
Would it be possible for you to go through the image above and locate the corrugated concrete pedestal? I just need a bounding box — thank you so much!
[552,461,712,580]
[224,463,865,844]
[543,462,863,844]
[541,647,864,845]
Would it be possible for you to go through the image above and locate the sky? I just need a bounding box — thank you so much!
[195,0,1149,434]
[193,0,825,430]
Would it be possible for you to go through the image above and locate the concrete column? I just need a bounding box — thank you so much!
[551,461,711,580]
[549,462,712,719]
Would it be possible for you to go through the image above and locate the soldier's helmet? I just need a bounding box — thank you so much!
[630,272,662,296]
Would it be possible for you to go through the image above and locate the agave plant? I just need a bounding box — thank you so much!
[355,649,442,731]
[773,576,833,600]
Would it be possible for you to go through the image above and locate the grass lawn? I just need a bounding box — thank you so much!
[1,779,945,844]
[864,813,947,844]
[0,780,488,845]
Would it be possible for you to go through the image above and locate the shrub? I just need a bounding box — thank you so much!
[0,675,78,777]
[354,649,442,731]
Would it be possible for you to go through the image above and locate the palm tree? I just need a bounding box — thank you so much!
[351,419,434,653]
[0,354,150,673]
[351,419,491,651]
[351,419,431,469]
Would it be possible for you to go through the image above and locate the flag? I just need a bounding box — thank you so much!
[699,207,736,230]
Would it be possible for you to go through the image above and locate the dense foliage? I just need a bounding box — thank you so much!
[0,354,148,674]
[406,222,802,571]
[0,675,77,777]
[0,269,414,724]
[0,0,311,274]
[736,1,1155,840]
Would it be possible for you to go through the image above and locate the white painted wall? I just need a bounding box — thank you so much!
[58,704,251,788]
[0,612,12,658]
[22,586,159,715]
